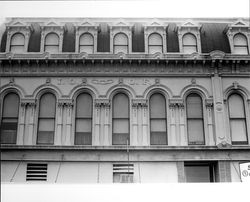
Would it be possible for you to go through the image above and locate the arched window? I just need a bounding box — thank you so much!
[148,33,163,54]
[113,33,128,54]
[44,33,59,53]
[228,94,248,144]
[149,93,167,145]
[79,33,94,54]
[233,34,249,54]
[10,33,25,53]
[186,93,204,145]
[0,93,19,144]
[112,93,130,145]
[75,93,92,145]
[182,33,197,54]
[37,93,56,144]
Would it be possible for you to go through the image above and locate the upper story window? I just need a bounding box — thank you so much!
[10,33,25,53]
[148,33,163,54]
[113,33,128,54]
[44,33,59,53]
[149,93,167,145]
[233,33,249,54]
[0,93,19,144]
[182,33,198,54]
[228,94,248,145]
[79,33,94,54]
[75,93,92,145]
[37,93,56,145]
[112,93,130,145]
[186,93,204,145]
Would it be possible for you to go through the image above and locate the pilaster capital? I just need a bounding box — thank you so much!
[94,99,111,108]
[132,99,148,108]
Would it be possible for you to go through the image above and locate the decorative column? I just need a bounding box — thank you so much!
[141,101,148,146]
[131,101,139,146]
[16,102,27,145]
[93,101,101,146]
[212,74,229,147]
[55,102,64,145]
[26,102,36,145]
[205,100,215,145]
[169,103,177,146]
[64,102,73,145]
[178,103,186,146]
[103,101,111,146]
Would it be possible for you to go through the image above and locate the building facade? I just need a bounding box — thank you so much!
[0,18,250,183]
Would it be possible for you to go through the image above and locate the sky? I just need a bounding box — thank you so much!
[0,0,249,19]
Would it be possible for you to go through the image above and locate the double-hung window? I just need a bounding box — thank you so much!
[112,93,130,145]
[182,33,197,54]
[79,33,94,54]
[10,33,25,53]
[0,93,19,144]
[75,93,92,145]
[233,33,249,54]
[37,93,56,144]
[186,93,205,145]
[44,33,59,53]
[148,33,163,54]
[113,33,128,54]
[228,94,248,144]
[149,93,167,145]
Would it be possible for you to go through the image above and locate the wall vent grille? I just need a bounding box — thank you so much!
[26,163,48,181]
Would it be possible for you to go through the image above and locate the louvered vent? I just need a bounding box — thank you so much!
[26,163,48,181]
[113,164,134,183]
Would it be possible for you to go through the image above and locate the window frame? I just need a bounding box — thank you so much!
[113,33,129,54]
[10,33,25,53]
[0,92,20,144]
[148,33,163,54]
[227,93,248,145]
[233,33,249,55]
[44,32,60,53]
[74,92,93,145]
[186,93,205,145]
[79,33,94,54]
[149,93,168,145]
[182,33,198,54]
[112,92,130,145]
[37,92,56,145]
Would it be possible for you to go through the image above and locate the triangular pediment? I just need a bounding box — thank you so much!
[80,21,93,26]
[116,21,127,26]
[182,20,198,27]
[232,19,247,27]
[151,21,161,26]
[12,21,26,26]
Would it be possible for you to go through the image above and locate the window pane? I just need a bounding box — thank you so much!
[75,132,91,145]
[38,119,55,131]
[11,33,25,45]
[185,166,211,182]
[39,93,56,118]
[76,119,92,132]
[183,34,197,46]
[0,120,18,144]
[187,94,203,118]
[234,34,248,46]
[10,45,25,53]
[150,132,167,145]
[229,94,245,118]
[112,133,129,145]
[113,119,129,133]
[3,93,19,117]
[79,45,94,54]
[230,120,247,143]
[114,45,128,54]
[183,46,197,54]
[37,131,54,144]
[44,45,59,53]
[149,34,163,45]
[45,33,59,45]
[187,119,204,144]
[150,94,166,118]
[114,33,128,45]
[150,119,166,132]
[76,93,92,118]
[113,93,129,118]
[149,46,163,54]
[79,34,94,45]
[233,47,248,54]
